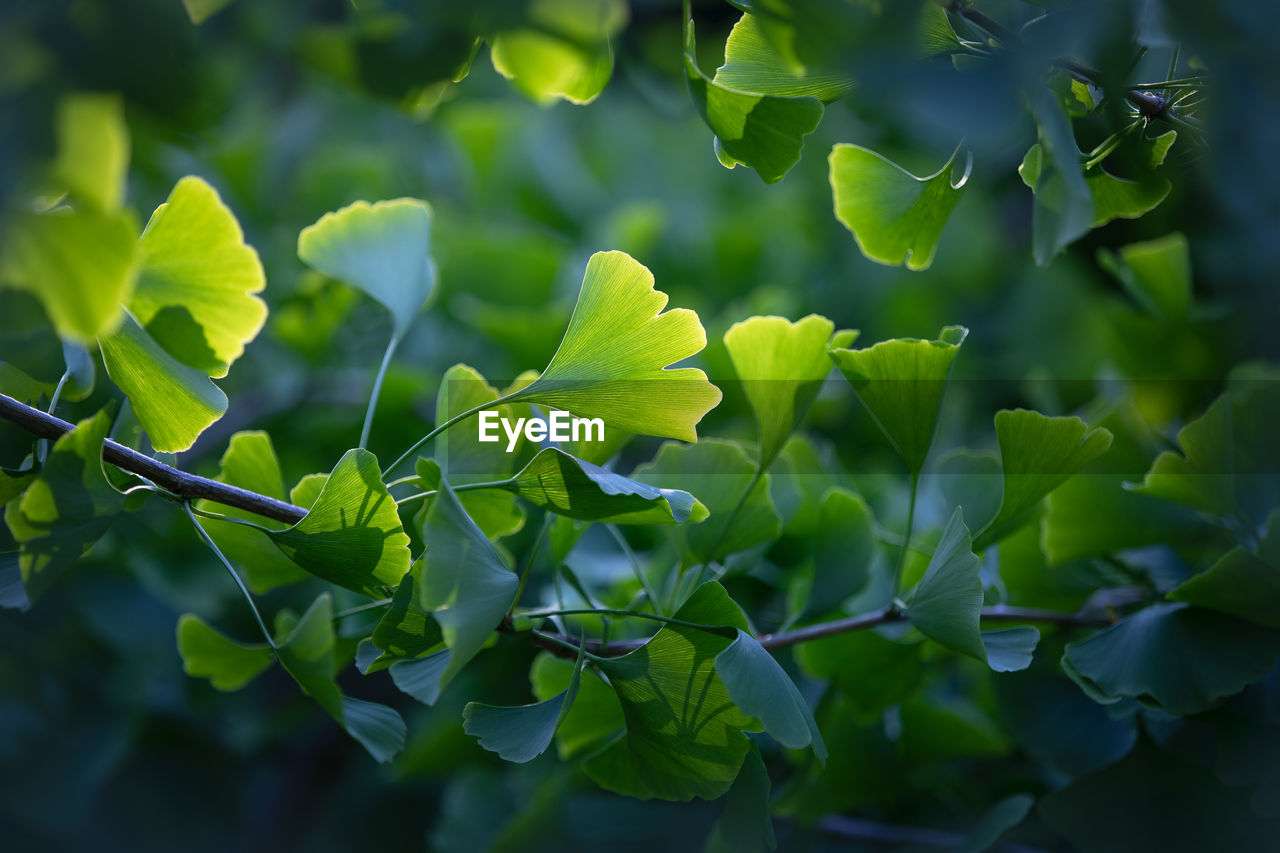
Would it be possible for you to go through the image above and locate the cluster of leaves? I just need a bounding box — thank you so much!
[1,1,1276,850]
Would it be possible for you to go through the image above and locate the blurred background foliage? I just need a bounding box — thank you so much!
[1,0,1278,849]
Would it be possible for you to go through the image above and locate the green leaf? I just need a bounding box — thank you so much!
[716,629,826,761]
[388,649,452,707]
[704,743,776,853]
[175,614,272,691]
[1098,232,1192,318]
[1063,603,1280,715]
[828,326,968,475]
[297,198,437,338]
[4,409,124,599]
[723,314,855,467]
[267,448,412,597]
[1132,381,1280,524]
[490,0,626,106]
[194,432,307,593]
[795,487,881,619]
[274,593,406,762]
[60,341,95,402]
[505,447,706,525]
[124,175,267,379]
[506,251,722,442]
[684,14,824,183]
[1023,90,1094,266]
[973,410,1113,550]
[960,794,1034,853]
[829,144,969,271]
[795,630,922,719]
[182,0,236,25]
[369,559,444,670]
[632,439,781,565]
[52,92,129,212]
[715,12,852,101]
[463,647,584,763]
[1167,510,1280,627]
[418,478,519,694]
[906,508,1038,672]
[586,582,757,801]
[1,207,138,344]
[530,652,626,759]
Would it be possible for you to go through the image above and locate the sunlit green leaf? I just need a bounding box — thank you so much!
[4,409,124,599]
[52,92,129,212]
[715,12,851,101]
[418,478,519,694]
[1167,510,1280,627]
[463,647,584,763]
[267,448,412,597]
[829,326,967,475]
[1,207,137,344]
[297,197,437,337]
[704,743,776,853]
[723,314,855,467]
[829,145,969,271]
[1098,232,1191,318]
[632,439,781,565]
[195,431,307,593]
[506,251,722,442]
[685,14,824,184]
[906,508,1038,672]
[973,410,1113,550]
[504,447,706,525]
[586,582,757,801]
[175,614,272,691]
[369,559,443,670]
[489,0,626,105]
[1063,602,1280,715]
[1023,90,1094,266]
[716,628,826,760]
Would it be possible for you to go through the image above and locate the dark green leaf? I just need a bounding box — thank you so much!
[388,649,452,707]
[463,647,584,763]
[1098,231,1191,318]
[960,794,1033,853]
[716,629,826,760]
[530,652,625,760]
[1167,510,1280,627]
[704,743,776,853]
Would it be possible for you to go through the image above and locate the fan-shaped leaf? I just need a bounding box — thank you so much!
[717,629,826,761]
[506,251,721,442]
[52,92,129,212]
[829,326,967,475]
[829,144,969,271]
[463,647,585,763]
[418,479,519,693]
[1098,232,1191,318]
[297,198,437,337]
[531,652,626,760]
[175,614,272,691]
[369,560,443,671]
[1167,510,1280,627]
[705,743,776,853]
[973,410,1112,550]
[715,12,852,101]
[267,448,412,597]
[724,314,855,467]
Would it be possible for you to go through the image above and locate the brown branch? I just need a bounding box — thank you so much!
[0,393,306,525]
[528,603,1114,660]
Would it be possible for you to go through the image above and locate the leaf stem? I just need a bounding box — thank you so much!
[35,369,72,464]
[685,467,764,601]
[525,607,723,634]
[359,332,401,451]
[183,502,277,649]
[513,513,553,607]
[890,472,920,606]
[333,598,393,621]
[189,505,277,533]
[607,523,663,616]
[381,391,519,479]
[530,628,610,664]
[393,478,512,507]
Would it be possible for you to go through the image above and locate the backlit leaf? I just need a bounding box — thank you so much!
[267,448,412,597]
[1098,232,1192,318]
[829,145,969,271]
[506,251,721,442]
[369,559,444,670]
[829,326,968,475]
[175,614,272,691]
[1023,90,1094,266]
[52,92,129,212]
[490,0,626,105]
[723,314,856,467]
[298,198,437,337]
[715,12,852,100]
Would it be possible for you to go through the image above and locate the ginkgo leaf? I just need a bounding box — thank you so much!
[1,207,138,344]
[1098,232,1192,318]
[973,410,1113,551]
[716,629,827,761]
[503,447,707,525]
[195,431,307,593]
[829,326,968,475]
[1023,90,1094,267]
[829,144,970,271]
[175,614,272,691]
[369,560,444,670]
[906,508,1038,672]
[1020,143,1171,242]
[126,176,267,378]
[715,12,852,101]
[4,409,125,599]
[684,14,824,184]
[724,314,856,468]
[490,0,627,105]
[1166,510,1280,627]
[505,251,721,442]
[182,0,236,25]
[52,92,129,212]
[463,646,585,763]
[267,448,412,597]
[418,479,519,694]
[632,439,781,565]
[297,198,437,337]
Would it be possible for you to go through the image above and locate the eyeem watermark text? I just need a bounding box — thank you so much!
[478,410,604,452]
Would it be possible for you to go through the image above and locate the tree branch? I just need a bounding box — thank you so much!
[0,393,306,525]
